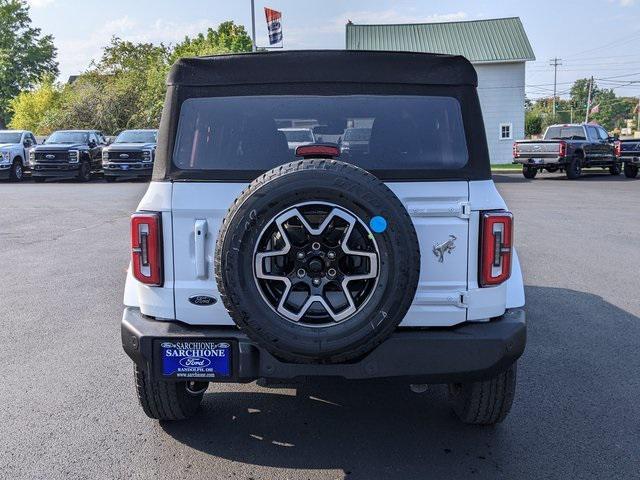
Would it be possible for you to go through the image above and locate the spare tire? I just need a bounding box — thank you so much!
[215,159,420,363]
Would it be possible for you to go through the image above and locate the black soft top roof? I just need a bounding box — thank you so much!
[167,50,478,87]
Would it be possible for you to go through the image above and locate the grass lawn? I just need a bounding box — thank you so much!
[491,163,521,170]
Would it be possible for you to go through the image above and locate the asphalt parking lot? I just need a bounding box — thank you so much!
[1,172,639,480]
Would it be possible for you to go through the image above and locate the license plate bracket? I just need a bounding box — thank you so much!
[156,339,235,381]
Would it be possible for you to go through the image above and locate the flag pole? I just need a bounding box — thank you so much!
[250,0,257,52]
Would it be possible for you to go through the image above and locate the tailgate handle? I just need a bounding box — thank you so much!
[194,219,208,278]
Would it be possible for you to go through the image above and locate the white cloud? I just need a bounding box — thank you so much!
[336,10,468,26]
[55,15,216,79]
[609,0,636,6]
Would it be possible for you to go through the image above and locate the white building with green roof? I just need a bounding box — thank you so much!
[346,17,535,164]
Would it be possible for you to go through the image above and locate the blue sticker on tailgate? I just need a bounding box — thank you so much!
[161,341,231,378]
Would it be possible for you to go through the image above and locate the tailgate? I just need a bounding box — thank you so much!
[171,181,470,328]
[515,141,560,157]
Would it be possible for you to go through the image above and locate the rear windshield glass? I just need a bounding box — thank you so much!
[115,130,157,144]
[281,129,314,143]
[173,95,469,172]
[545,126,586,140]
[343,128,371,141]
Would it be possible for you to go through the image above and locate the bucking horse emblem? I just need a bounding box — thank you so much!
[433,235,457,263]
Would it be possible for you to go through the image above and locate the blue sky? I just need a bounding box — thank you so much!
[27,0,640,98]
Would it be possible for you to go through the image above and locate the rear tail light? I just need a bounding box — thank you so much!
[614,141,621,157]
[558,141,567,157]
[131,212,163,286]
[479,211,513,287]
[512,142,519,158]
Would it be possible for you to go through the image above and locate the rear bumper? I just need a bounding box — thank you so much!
[121,307,526,384]
[513,157,564,166]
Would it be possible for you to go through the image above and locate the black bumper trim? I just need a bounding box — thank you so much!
[121,307,526,383]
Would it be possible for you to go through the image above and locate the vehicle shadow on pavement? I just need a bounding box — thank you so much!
[161,286,640,479]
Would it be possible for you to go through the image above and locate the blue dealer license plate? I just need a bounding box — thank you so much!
[160,341,232,379]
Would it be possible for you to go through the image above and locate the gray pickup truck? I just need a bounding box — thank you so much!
[513,123,619,179]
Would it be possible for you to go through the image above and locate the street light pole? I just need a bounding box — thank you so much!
[250,0,257,52]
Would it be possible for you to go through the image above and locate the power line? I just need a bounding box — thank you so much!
[563,29,640,59]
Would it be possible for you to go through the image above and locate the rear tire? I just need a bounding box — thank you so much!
[624,163,638,178]
[566,156,582,179]
[448,362,517,425]
[10,159,24,182]
[609,163,621,176]
[134,365,207,420]
[522,165,537,179]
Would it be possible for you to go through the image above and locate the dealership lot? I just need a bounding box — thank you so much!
[1,173,639,480]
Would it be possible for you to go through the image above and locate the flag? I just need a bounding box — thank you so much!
[264,8,283,45]
[590,104,600,114]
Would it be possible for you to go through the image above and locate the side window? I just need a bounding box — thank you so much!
[30,134,37,145]
[586,126,598,141]
[597,127,609,141]
[499,123,512,140]
[89,133,98,145]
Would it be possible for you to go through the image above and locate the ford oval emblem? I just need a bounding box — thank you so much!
[119,153,130,159]
[179,357,212,368]
[189,295,217,306]
[46,154,55,159]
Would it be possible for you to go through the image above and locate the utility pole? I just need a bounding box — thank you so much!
[549,57,562,119]
[570,103,574,124]
[637,97,640,135]
[585,76,594,123]
[250,0,257,52]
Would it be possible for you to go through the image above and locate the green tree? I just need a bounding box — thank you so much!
[171,21,253,61]
[525,112,543,137]
[7,74,60,133]
[6,21,253,134]
[0,0,58,127]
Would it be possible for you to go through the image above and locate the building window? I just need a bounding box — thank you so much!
[499,123,512,140]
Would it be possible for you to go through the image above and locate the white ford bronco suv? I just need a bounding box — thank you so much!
[121,51,526,425]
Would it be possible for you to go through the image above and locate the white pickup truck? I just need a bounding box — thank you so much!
[0,130,37,182]
[121,51,526,426]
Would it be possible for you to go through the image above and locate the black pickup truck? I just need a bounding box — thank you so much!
[615,139,640,178]
[30,130,107,182]
[513,123,619,179]
[101,129,158,182]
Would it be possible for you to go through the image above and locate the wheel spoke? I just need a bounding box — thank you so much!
[254,203,379,326]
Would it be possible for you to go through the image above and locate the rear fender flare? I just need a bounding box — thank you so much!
[505,248,525,308]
